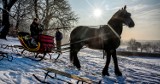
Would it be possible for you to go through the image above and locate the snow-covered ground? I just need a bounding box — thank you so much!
[0,37,160,84]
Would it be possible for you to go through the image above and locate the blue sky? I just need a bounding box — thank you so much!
[68,0,160,40]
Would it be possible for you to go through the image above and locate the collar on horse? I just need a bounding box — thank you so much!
[107,24,121,39]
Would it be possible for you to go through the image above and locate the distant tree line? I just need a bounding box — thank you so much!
[127,39,160,53]
[0,0,78,39]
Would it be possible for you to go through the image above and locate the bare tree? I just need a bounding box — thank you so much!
[155,41,160,53]
[32,0,78,32]
[0,0,77,38]
[127,39,142,51]
[6,0,33,36]
[11,0,33,29]
[135,42,141,52]
[33,0,39,18]
[141,43,151,52]
[128,39,137,51]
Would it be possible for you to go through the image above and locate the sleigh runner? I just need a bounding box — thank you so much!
[0,51,13,61]
[33,68,100,84]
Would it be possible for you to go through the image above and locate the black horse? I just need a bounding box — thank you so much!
[70,5,135,76]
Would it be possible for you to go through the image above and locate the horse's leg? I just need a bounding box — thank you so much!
[102,50,111,76]
[111,49,122,76]
[70,42,79,63]
[70,43,74,63]
[70,43,83,70]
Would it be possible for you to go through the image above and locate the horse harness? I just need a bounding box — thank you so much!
[99,24,121,58]
[107,24,121,39]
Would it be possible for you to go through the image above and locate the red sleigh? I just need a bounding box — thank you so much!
[17,32,60,61]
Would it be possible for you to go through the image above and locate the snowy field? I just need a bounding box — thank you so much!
[0,37,160,84]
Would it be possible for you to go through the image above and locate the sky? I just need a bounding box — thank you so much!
[68,0,160,41]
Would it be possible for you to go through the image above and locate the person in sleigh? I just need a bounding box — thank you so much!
[30,18,44,46]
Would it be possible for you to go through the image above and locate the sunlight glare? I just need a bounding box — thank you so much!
[93,8,102,17]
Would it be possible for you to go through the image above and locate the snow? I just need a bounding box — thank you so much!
[0,37,160,84]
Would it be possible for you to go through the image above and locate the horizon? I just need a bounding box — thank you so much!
[68,0,160,41]
[122,39,160,42]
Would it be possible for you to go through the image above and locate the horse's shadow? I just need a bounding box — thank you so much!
[116,76,126,84]
[102,75,126,84]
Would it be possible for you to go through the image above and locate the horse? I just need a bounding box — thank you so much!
[69,5,135,76]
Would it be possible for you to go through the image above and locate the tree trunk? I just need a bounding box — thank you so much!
[43,18,50,34]
[0,1,10,39]
[0,0,17,39]
[15,1,20,30]
[34,0,39,18]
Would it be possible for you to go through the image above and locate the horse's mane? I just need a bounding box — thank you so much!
[111,9,123,19]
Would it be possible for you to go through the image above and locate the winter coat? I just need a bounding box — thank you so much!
[55,31,63,41]
[30,22,44,37]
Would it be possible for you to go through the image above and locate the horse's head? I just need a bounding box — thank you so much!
[112,5,135,28]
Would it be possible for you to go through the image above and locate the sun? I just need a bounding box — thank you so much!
[93,8,102,17]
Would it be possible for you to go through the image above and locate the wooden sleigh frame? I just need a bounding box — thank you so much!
[33,68,101,84]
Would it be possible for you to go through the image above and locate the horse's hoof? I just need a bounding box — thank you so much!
[77,68,81,70]
[74,64,81,70]
[115,71,122,76]
[102,73,110,77]
[102,70,110,76]
[74,65,81,70]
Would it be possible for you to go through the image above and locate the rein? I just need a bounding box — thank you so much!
[62,24,121,47]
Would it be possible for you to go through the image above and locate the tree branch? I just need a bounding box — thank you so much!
[8,0,18,10]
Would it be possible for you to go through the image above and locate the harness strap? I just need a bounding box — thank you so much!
[107,24,121,39]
